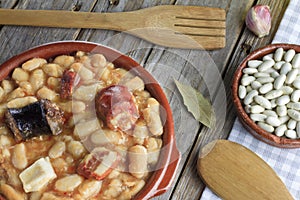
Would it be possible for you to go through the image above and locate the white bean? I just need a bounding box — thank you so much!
[274,74,286,89]
[266,116,281,127]
[258,60,275,72]
[293,80,300,89]
[291,90,300,102]
[250,105,265,113]
[241,76,255,86]
[276,95,290,106]
[256,77,274,84]
[285,129,297,139]
[271,71,280,78]
[254,72,270,78]
[281,86,294,95]
[287,102,300,110]
[250,113,267,122]
[54,174,83,192]
[254,95,272,109]
[263,53,274,61]
[243,68,258,74]
[265,89,283,99]
[287,119,297,129]
[284,49,296,62]
[270,99,277,108]
[296,122,300,137]
[251,81,262,90]
[259,83,273,94]
[257,122,274,132]
[263,110,278,117]
[279,115,290,124]
[292,53,300,68]
[248,60,263,68]
[276,105,287,117]
[49,141,66,159]
[275,125,287,137]
[286,69,299,84]
[128,145,148,178]
[238,85,247,99]
[12,143,28,170]
[273,61,285,70]
[287,109,300,121]
[280,63,292,74]
[274,47,284,61]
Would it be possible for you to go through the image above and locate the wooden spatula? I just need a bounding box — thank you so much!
[197,140,294,200]
[0,5,226,49]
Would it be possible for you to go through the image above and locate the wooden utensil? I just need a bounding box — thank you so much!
[197,140,294,200]
[0,5,226,49]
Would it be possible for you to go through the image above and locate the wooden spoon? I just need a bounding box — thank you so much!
[197,140,294,200]
[0,5,225,49]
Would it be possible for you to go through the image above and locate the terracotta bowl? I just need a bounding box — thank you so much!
[0,41,180,199]
[232,43,300,148]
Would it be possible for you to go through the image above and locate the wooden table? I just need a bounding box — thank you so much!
[0,0,289,199]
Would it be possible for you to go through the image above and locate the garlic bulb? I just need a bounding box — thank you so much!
[246,5,271,38]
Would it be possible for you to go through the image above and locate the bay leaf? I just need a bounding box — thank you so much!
[174,80,215,128]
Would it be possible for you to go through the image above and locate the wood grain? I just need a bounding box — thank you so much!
[198,140,293,200]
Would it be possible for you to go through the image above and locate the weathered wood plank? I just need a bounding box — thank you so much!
[0,0,96,65]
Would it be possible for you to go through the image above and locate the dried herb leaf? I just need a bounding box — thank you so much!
[174,80,215,128]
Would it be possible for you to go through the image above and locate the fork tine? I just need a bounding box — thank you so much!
[174,26,225,37]
[175,18,225,28]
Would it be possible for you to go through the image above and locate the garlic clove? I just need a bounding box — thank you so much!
[246,5,271,38]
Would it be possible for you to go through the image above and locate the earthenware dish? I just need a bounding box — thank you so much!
[232,43,300,148]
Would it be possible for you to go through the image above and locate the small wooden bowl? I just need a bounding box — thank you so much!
[232,43,300,148]
[0,41,181,199]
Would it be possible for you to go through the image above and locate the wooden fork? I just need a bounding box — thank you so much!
[0,5,226,49]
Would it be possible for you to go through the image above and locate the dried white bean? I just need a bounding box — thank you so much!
[274,47,284,61]
[49,141,66,159]
[238,85,247,99]
[256,77,274,84]
[250,113,267,122]
[271,71,280,78]
[251,81,262,90]
[12,143,28,170]
[243,68,258,74]
[284,49,296,62]
[296,122,300,137]
[254,72,270,78]
[281,86,294,95]
[258,60,275,72]
[241,76,255,86]
[274,74,286,89]
[276,95,290,106]
[266,116,281,127]
[246,86,252,92]
[287,109,300,121]
[280,63,292,75]
[263,53,274,61]
[286,69,299,84]
[258,122,274,132]
[245,105,251,113]
[285,129,297,139]
[275,125,287,137]
[254,95,272,109]
[54,174,83,192]
[279,115,290,124]
[259,83,273,94]
[273,61,285,70]
[293,80,300,89]
[263,110,278,117]
[292,53,300,68]
[270,99,277,108]
[287,102,300,110]
[276,105,287,117]
[287,119,297,129]
[291,90,300,102]
[265,89,283,99]
[248,60,263,68]
[250,105,265,113]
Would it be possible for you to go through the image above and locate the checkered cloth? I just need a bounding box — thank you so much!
[200,0,300,199]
